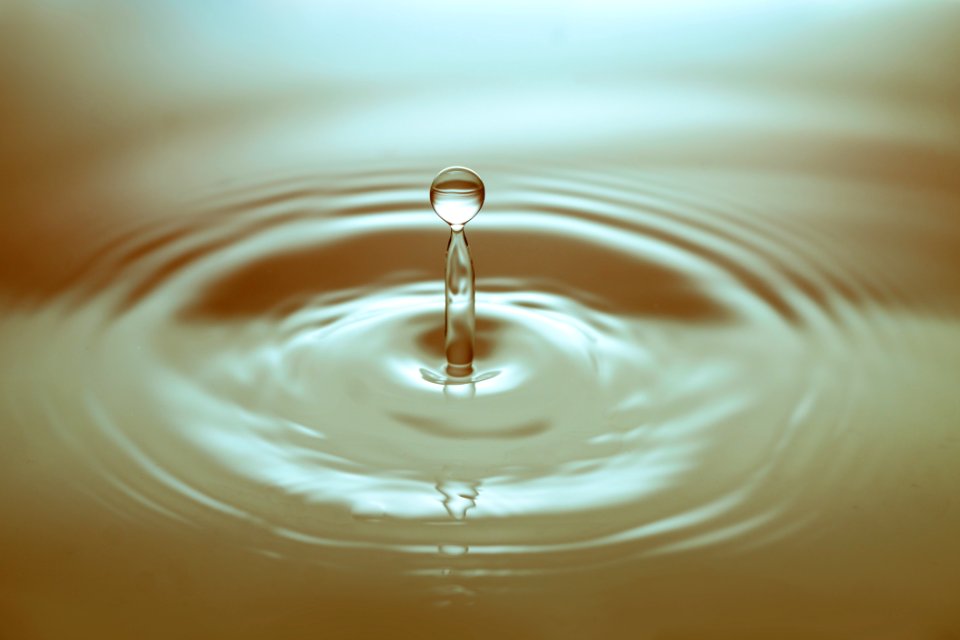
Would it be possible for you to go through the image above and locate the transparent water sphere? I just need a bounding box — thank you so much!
[430,167,485,227]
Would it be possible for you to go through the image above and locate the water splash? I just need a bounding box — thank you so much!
[432,167,485,379]
[6,162,959,584]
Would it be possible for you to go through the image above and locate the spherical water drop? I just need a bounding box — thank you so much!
[430,167,485,227]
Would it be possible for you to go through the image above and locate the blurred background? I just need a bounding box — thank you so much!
[2,0,959,297]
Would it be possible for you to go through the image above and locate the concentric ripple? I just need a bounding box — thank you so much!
[20,163,920,576]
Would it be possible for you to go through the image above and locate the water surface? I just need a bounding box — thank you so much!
[1,2,959,638]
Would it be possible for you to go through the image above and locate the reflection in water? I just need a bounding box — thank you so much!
[2,1,960,638]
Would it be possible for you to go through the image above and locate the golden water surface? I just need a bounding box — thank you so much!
[1,2,959,638]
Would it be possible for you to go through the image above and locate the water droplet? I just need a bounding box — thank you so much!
[430,167,485,227]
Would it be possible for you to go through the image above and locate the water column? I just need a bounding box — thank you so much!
[430,167,485,379]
